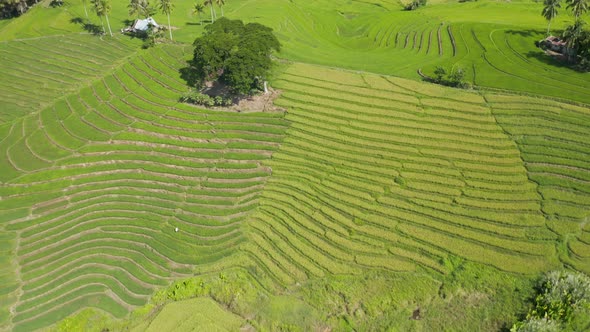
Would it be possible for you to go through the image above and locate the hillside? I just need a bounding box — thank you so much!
[0,0,589,331]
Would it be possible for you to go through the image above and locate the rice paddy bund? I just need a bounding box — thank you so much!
[0,0,589,330]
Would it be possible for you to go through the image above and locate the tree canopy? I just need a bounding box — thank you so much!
[189,17,280,95]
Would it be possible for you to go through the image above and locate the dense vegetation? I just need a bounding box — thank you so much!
[0,0,589,331]
[0,0,37,18]
[188,17,280,94]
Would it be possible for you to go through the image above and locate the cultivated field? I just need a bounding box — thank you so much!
[0,0,589,330]
[247,62,560,286]
[0,38,288,331]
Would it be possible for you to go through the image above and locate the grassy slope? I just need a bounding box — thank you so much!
[0,39,288,331]
[2,0,589,102]
[0,0,589,331]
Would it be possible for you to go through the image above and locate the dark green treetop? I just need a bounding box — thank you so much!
[189,17,280,94]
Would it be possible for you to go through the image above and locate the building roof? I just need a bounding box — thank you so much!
[133,17,159,31]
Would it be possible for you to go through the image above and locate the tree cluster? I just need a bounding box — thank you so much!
[432,66,471,89]
[188,17,280,95]
[405,0,427,11]
[541,0,590,70]
[0,0,36,19]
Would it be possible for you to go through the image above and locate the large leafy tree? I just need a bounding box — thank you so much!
[189,18,280,94]
[542,0,562,36]
[158,0,174,40]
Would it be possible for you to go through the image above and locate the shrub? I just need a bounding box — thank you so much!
[180,89,233,107]
[405,0,427,10]
[511,317,561,332]
[511,271,590,331]
[434,66,447,83]
[530,271,590,322]
[428,66,470,89]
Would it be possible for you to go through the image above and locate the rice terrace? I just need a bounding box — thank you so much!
[0,0,589,330]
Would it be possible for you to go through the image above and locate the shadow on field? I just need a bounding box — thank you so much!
[525,50,571,68]
[180,64,200,88]
[504,29,540,38]
[70,17,103,35]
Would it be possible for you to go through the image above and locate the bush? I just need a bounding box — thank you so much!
[180,89,233,107]
[405,0,427,10]
[530,271,590,322]
[511,317,561,332]
[434,66,447,83]
[428,66,470,89]
[511,271,590,332]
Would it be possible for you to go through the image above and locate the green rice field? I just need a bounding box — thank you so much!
[0,0,589,330]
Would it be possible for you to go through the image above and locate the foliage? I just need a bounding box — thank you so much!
[158,0,173,40]
[434,66,447,82]
[0,0,36,19]
[141,24,165,48]
[542,0,561,35]
[511,271,590,332]
[405,0,427,10]
[511,317,561,332]
[180,88,232,106]
[566,0,588,19]
[530,271,590,322]
[561,19,590,70]
[192,2,204,24]
[188,17,280,94]
[430,66,470,88]
[129,0,155,18]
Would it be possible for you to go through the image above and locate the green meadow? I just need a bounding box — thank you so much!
[0,0,589,330]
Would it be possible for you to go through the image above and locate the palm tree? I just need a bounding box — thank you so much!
[90,0,106,34]
[215,0,225,17]
[542,0,561,36]
[204,0,215,22]
[566,0,588,19]
[129,0,143,18]
[563,19,586,60]
[82,0,89,19]
[158,0,174,40]
[101,0,113,37]
[192,2,205,25]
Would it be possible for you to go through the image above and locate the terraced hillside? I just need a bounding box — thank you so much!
[228,0,590,103]
[1,0,590,330]
[488,95,590,274]
[244,62,564,287]
[0,35,134,123]
[0,44,288,332]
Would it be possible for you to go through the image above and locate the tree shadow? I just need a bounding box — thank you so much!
[122,19,134,27]
[504,29,542,38]
[524,50,572,69]
[180,63,200,88]
[70,17,103,35]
